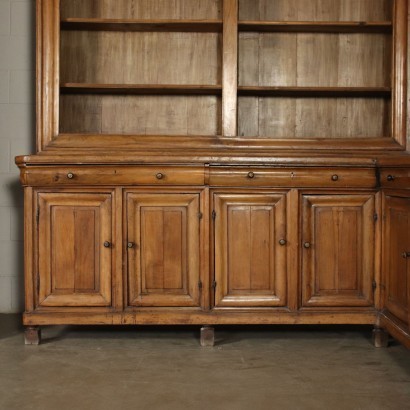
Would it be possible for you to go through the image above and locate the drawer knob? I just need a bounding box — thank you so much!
[402,252,410,258]
[104,241,111,248]
[387,175,395,182]
[279,239,287,246]
[247,172,255,179]
[156,173,164,180]
[67,172,74,179]
[331,174,339,181]
[304,242,311,249]
[127,242,134,249]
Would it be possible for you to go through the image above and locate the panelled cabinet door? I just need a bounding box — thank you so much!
[126,192,201,307]
[302,194,375,307]
[213,193,287,308]
[37,192,113,307]
[383,196,410,327]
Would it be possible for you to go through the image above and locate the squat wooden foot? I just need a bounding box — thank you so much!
[200,326,215,347]
[24,326,41,345]
[372,327,389,348]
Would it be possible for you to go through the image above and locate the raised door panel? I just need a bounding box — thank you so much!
[38,192,113,307]
[127,192,201,307]
[383,196,410,325]
[214,193,287,307]
[302,194,375,307]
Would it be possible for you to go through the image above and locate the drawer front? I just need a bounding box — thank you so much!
[209,167,376,188]
[22,166,205,186]
[380,168,410,189]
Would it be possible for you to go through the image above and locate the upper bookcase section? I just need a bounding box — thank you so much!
[34,0,407,153]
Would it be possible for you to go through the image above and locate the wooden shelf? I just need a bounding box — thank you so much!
[60,83,223,96]
[238,86,392,98]
[238,21,392,33]
[61,18,223,33]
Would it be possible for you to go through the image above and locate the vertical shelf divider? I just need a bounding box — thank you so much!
[222,0,238,137]
[392,0,408,147]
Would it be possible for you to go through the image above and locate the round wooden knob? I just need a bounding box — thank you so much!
[331,175,339,181]
[387,175,395,182]
[127,242,134,249]
[156,173,164,180]
[247,172,255,179]
[104,241,111,248]
[67,172,74,179]
[279,239,287,246]
[304,242,311,249]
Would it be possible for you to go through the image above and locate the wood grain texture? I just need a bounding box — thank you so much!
[302,193,375,307]
[222,0,238,136]
[126,191,201,307]
[22,310,377,326]
[37,191,113,307]
[392,0,408,147]
[37,0,60,151]
[239,33,391,87]
[382,195,410,324]
[60,31,221,85]
[60,0,222,20]
[238,97,391,138]
[214,192,287,307]
[239,0,392,21]
[60,94,222,136]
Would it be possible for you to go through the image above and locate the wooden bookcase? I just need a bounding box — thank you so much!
[16,0,410,348]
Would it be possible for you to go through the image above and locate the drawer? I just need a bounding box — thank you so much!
[208,167,377,188]
[22,166,205,186]
[380,168,410,189]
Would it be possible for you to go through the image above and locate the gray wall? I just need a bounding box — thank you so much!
[0,0,35,312]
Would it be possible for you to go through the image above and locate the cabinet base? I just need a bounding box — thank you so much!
[200,326,215,347]
[24,326,41,345]
[372,327,389,348]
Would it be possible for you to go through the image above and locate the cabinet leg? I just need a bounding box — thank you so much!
[200,326,215,347]
[24,326,41,345]
[372,327,389,348]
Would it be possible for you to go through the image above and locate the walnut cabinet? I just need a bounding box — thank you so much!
[16,0,410,348]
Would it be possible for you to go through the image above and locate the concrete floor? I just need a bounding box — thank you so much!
[1,314,410,410]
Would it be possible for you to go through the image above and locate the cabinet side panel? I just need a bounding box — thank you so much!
[385,206,409,322]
